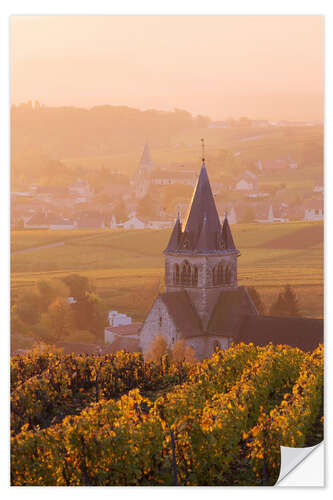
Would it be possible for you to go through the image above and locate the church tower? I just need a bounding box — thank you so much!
[135,143,154,199]
[163,159,240,327]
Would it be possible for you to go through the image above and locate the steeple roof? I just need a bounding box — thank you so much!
[164,215,182,252]
[140,143,153,166]
[164,161,239,255]
[221,214,236,250]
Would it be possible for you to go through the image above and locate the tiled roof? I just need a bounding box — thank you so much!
[236,315,323,352]
[105,322,142,336]
[207,287,258,335]
[161,291,203,338]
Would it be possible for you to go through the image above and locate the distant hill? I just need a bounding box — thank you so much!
[11,104,210,158]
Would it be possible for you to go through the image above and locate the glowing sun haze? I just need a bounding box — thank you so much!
[11,16,324,121]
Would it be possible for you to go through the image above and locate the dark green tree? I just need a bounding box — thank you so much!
[61,274,92,301]
[269,285,300,317]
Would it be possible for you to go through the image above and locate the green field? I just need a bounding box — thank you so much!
[11,221,323,321]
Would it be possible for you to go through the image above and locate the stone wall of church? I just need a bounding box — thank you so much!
[183,335,230,360]
[139,296,179,354]
[139,295,233,360]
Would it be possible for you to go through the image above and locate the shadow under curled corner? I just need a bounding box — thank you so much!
[275,441,324,487]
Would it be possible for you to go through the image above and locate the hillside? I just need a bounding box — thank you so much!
[11,221,323,321]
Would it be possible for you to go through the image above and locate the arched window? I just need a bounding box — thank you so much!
[174,264,180,285]
[213,265,218,285]
[192,265,198,286]
[181,260,191,285]
[225,266,231,284]
[218,262,224,284]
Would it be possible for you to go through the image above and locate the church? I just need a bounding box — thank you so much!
[139,159,323,360]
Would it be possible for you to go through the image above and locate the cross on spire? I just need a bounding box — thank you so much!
[201,138,205,163]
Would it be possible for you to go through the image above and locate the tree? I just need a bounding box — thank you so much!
[65,330,96,344]
[61,274,92,301]
[71,291,107,341]
[170,339,196,363]
[145,335,168,361]
[247,286,266,315]
[269,285,300,317]
[35,279,70,312]
[14,291,41,326]
[40,297,75,342]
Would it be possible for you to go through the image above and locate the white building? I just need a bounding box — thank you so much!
[104,311,143,346]
[147,219,174,229]
[313,179,324,193]
[108,310,132,327]
[235,171,258,191]
[122,215,145,229]
[68,178,91,198]
[304,200,324,221]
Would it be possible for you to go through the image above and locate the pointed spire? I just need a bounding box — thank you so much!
[196,215,211,252]
[140,142,153,167]
[180,160,221,251]
[221,214,236,250]
[164,155,239,255]
[164,214,182,252]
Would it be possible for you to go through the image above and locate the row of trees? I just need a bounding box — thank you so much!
[11,275,107,347]
[248,284,300,317]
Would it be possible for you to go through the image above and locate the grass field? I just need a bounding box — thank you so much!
[11,221,323,321]
[62,125,322,176]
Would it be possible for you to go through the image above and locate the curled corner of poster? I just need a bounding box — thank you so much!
[276,441,324,487]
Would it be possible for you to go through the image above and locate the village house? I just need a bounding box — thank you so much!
[303,199,324,221]
[147,218,174,229]
[313,177,324,193]
[234,170,258,191]
[260,158,298,171]
[139,160,323,360]
[24,212,76,230]
[77,213,106,229]
[68,178,92,200]
[104,311,142,351]
[122,214,145,229]
[151,170,196,186]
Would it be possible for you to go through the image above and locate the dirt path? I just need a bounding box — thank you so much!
[12,241,65,255]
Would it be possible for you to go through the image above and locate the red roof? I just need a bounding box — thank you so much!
[105,322,142,336]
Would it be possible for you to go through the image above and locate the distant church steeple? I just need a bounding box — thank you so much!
[140,142,154,172]
[135,142,154,199]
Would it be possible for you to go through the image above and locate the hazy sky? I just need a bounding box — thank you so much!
[11,16,324,120]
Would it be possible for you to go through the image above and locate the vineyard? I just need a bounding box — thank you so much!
[10,343,323,486]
